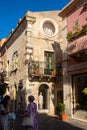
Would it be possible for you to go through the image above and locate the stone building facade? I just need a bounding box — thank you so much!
[0,11,63,114]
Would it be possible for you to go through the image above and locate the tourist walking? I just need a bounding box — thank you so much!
[23,95,38,130]
[0,95,11,130]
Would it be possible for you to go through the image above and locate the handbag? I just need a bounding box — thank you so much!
[22,113,34,127]
[8,112,16,120]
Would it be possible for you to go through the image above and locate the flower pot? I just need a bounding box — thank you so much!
[34,69,40,74]
[59,114,67,121]
[51,70,56,76]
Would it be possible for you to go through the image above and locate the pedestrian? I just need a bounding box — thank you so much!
[23,95,38,130]
[38,92,43,110]
[0,95,11,130]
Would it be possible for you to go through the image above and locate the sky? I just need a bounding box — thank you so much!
[0,0,70,39]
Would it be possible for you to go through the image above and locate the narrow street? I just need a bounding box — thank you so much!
[12,113,87,130]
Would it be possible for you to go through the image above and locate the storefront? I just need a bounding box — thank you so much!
[68,62,87,121]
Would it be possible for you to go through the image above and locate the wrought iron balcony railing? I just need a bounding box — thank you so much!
[28,61,56,77]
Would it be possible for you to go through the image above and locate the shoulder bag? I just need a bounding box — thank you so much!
[22,112,34,127]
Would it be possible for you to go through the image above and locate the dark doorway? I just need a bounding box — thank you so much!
[38,84,49,109]
[72,74,87,120]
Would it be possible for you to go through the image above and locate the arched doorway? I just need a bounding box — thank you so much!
[38,84,49,110]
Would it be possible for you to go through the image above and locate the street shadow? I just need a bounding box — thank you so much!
[38,113,86,130]
[12,112,87,130]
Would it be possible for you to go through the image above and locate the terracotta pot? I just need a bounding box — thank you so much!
[51,70,56,76]
[34,69,40,74]
[59,114,67,121]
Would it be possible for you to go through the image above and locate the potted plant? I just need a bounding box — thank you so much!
[82,88,87,105]
[82,24,87,32]
[66,31,73,42]
[51,63,56,76]
[56,103,67,121]
[82,88,87,95]
[33,61,40,74]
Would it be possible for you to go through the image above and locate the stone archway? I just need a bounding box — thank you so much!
[38,84,49,110]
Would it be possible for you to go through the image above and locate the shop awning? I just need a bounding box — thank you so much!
[66,35,87,55]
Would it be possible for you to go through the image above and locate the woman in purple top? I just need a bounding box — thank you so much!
[24,95,38,130]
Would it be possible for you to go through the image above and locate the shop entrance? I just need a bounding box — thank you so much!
[72,74,87,120]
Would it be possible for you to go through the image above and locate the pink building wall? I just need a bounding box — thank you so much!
[67,5,87,32]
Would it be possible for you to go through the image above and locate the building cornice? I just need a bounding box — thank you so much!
[59,0,83,17]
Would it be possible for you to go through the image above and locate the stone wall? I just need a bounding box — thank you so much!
[1,10,63,114]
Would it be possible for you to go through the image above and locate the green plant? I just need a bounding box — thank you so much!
[82,88,87,95]
[33,61,39,69]
[56,103,65,115]
[66,31,73,42]
[2,71,7,77]
[66,24,87,42]
[82,24,87,32]
[73,30,81,36]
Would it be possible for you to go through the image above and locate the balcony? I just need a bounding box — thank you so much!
[1,71,9,84]
[28,61,56,78]
[66,24,87,43]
